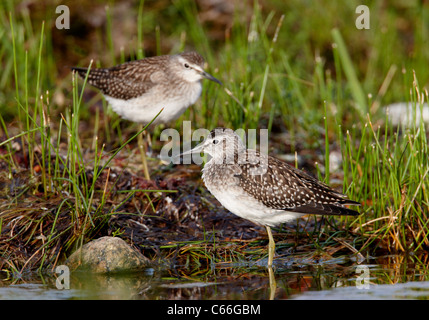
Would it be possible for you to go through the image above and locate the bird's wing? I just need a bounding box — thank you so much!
[235,152,360,216]
[71,56,169,100]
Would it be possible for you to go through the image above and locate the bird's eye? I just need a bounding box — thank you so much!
[212,139,220,145]
[184,63,190,68]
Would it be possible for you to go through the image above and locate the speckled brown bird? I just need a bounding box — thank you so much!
[180,128,361,267]
[72,51,222,125]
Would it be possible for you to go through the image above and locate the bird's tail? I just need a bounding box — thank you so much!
[71,67,90,79]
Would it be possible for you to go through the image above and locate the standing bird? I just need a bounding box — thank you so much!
[72,51,222,179]
[72,51,222,125]
[180,128,361,267]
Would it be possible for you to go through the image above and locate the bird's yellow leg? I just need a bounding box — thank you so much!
[266,226,275,267]
[266,226,277,299]
[268,265,277,300]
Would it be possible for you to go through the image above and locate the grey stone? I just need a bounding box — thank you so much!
[66,236,149,273]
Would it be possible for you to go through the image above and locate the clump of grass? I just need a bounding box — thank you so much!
[344,80,429,252]
[0,7,170,276]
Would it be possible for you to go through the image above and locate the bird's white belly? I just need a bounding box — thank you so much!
[207,187,303,227]
[105,83,202,125]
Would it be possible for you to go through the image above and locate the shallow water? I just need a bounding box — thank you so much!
[1,254,428,300]
[291,280,429,300]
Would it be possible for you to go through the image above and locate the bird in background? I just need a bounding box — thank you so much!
[72,51,222,180]
[72,51,222,125]
[180,128,361,267]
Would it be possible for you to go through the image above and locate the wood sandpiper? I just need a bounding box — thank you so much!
[72,51,221,180]
[72,51,222,125]
[180,128,361,267]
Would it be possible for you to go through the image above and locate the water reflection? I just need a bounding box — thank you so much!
[291,280,429,299]
[1,254,428,299]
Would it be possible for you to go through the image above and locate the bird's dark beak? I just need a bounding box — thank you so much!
[173,141,206,164]
[177,141,205,158]
[201,71,222,85]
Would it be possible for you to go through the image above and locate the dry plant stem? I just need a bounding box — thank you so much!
[137,124,151,180]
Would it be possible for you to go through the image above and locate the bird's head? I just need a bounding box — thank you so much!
[180,128,246,164]
[170,52,222,85]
